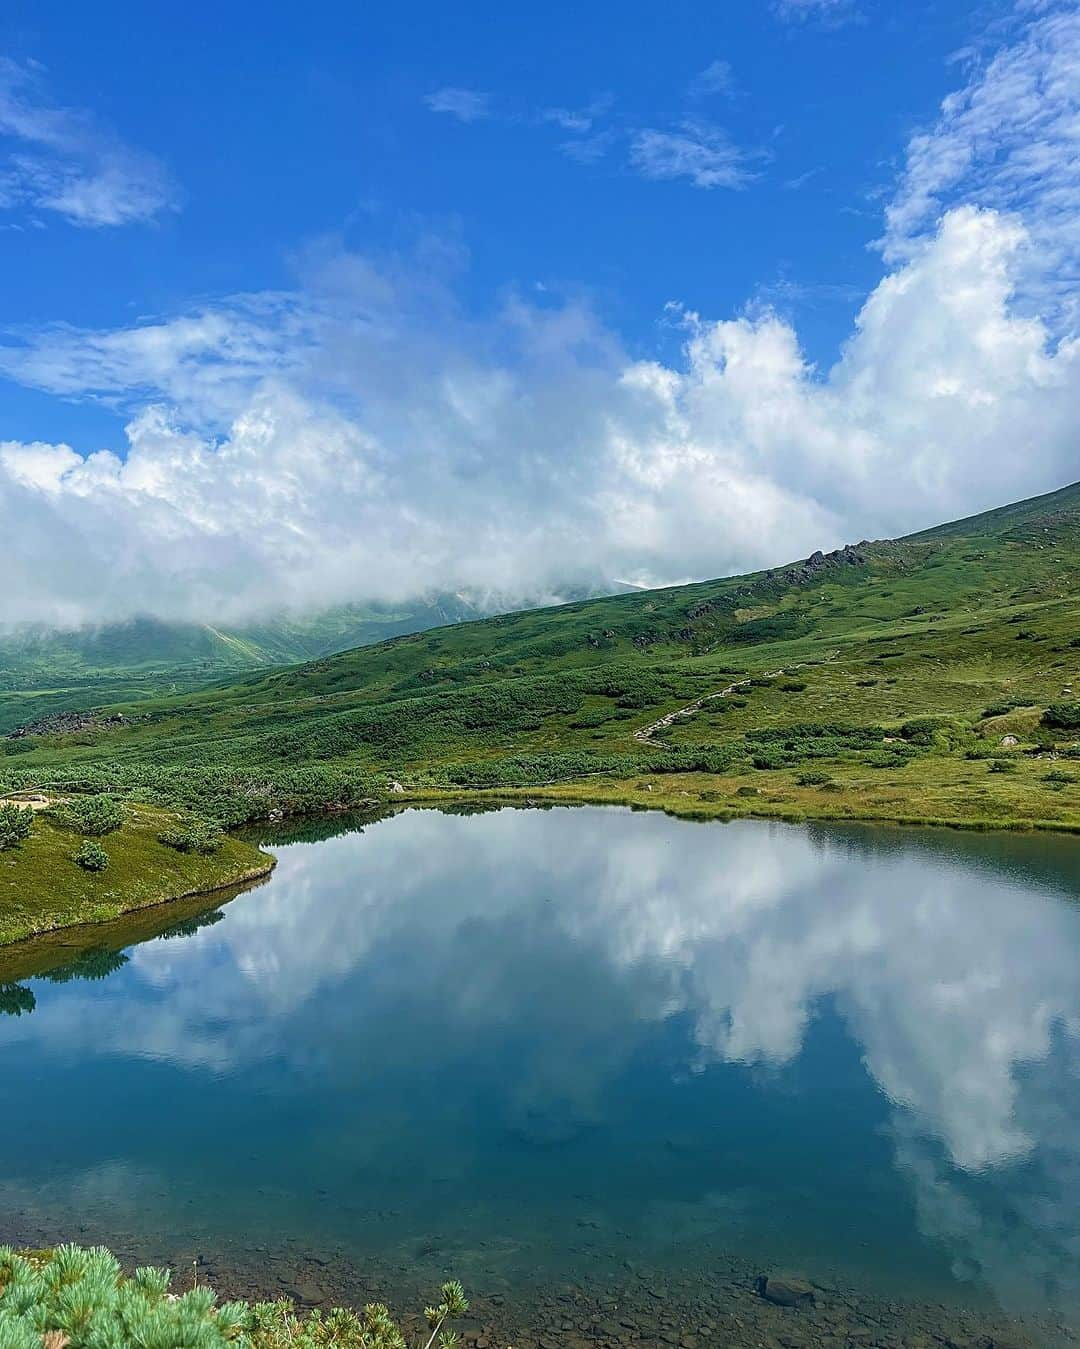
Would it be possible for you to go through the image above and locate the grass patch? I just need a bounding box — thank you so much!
[0,801,273,945]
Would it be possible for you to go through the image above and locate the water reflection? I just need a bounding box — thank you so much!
[2,808,1079,1320]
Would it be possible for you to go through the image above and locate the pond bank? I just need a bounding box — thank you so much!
[0,803,274,947]
[0,1216,1058,1349]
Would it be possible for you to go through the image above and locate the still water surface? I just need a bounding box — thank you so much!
[2,807,1079,1331]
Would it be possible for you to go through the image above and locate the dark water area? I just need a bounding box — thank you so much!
[2,807,1079,1347]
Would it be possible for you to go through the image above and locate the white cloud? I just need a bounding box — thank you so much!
[629,121,756,189]
[0,4,1076,627]
[539,107,595,132]
[424,87,491,122]
[688,59,737,99]
[772,0,858,22]
[884,5,1080,331]
[0,58,178,227]
[0,201,1076,626]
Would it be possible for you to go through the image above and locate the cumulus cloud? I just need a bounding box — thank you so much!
[0,58,178,227]
[0,201,1076,626]
[0,3,1076,627]
[884,5,1080,331]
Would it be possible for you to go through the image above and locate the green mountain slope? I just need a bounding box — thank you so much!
[4,479,1079,834]
[0,595,486,735]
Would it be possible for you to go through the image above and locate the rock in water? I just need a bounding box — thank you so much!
[755,1275,816,1308]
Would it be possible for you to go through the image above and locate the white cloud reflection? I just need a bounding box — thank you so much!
[8,808,1080,1309]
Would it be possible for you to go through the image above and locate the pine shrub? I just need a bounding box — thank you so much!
[0,1245,467,1349]
[50,794,124,837]
[73,840,109,872]
[158,818,223,855]
[0,803,33,851]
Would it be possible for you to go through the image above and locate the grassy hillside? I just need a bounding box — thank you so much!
[2,480,1078,835]
[0,797,273,945]
[0,595,487,735]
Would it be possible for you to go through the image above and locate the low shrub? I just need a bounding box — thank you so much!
[795,769,833,786]
[0,1244,468,1349]
[779,680,808,692]
[1043,703,1080,731]
[158,817,223,855]
[981,699,1036,719]
[50,794,124,836]
[73,840,109,872]
[0,802,33,851]
[899,717,956,746]
[989,759,1019,774]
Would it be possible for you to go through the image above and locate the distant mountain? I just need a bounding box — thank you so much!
[0,598,476,682]
[0,584,633,733]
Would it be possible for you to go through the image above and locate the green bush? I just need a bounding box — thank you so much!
[1042,703,1080,730]
[50,794,124,836]
[989,759,1019,774]
[779,680,807,693]
[795,770,833,786]
[158,818,223,855]
[982,699,1035,719]
[0,803,33,851]
[73,840,109,872]
[0,1245,467,1349]
[899,716,957,746]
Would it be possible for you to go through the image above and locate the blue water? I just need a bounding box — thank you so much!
[1,807,1079,1329]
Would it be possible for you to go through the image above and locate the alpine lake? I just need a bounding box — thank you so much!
[3,805,1080,1348]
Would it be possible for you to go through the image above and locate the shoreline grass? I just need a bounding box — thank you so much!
[0,803,274,947]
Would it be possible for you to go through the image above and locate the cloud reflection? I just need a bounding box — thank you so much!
[8,808,1080,1309]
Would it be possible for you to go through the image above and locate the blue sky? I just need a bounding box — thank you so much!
[0,0,1077,624]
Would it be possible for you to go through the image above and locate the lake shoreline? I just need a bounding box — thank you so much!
[393,778,1080,836]
[0,801,276,949]
[2,777,1077,951]
[0,1218,1058,1349]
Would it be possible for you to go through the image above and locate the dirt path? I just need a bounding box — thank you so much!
[0,791,61,811]
[632,655,836,750]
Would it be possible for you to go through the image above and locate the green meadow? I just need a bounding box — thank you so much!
[1,479,1078,941]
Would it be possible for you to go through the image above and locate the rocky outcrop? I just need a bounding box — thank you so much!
[8,710,126,739]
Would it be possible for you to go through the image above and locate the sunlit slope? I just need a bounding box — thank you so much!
[133,476,1079,714]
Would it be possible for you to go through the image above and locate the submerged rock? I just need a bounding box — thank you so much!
[754,1275,815,1309]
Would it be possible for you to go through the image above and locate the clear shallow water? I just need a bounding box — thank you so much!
[2,807,1080,1335]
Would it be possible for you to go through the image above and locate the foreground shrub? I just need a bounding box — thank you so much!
[795,770,833,786]
[0,1244,245,1347]
[0,1244,467,1349]
[73,840,110,872]
[50,794,124,837]
[0,803,33,851]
